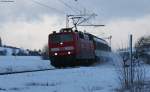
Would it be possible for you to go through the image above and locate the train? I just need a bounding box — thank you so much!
[48,28,111,68]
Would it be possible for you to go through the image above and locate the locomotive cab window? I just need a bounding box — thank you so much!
[50,34,73,43]
[63,34,73,42]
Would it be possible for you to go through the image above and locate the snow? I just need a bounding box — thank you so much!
[0,55,149,92]
[0,42,149,91]
[0,56,53,73]
[0,64,119,92]
[0,56,120,92]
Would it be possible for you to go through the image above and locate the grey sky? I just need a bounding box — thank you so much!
[0,0,150,50]
[0,0,150,22]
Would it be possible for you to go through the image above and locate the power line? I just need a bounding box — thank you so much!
[31,0,65,14]
[78,13,97,25]
[57,0,81,14]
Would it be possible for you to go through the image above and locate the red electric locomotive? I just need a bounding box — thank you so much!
[48,28,111,68]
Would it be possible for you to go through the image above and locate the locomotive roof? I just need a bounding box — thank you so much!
[85,33,109,45]
[51,28,109,46]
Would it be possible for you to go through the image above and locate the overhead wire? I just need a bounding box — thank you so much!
[29,0,102,28]
[31,0,99,27]
[57,0,81,14]
[31,0,65,14]
[70,0,97,26]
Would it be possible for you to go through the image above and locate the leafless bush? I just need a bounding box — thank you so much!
[130,59,146,92]
[116,50,146,92]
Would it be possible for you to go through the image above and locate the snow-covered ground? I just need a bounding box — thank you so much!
[0,64,119,92]
[0,56,53,73]
[0,56,120,92]
[0,56,150,92]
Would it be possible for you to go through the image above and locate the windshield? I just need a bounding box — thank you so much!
[50,34,73,43]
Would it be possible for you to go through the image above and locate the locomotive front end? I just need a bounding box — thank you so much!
[48,29,77,67]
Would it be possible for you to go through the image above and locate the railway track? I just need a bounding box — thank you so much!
[0,68,55,76]
[0,66,81,76]
[0,64,96,76]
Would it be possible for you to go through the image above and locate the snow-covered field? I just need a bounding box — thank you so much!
[0,56,119,92]
[0,56,150,92]
[0,56,53,73]
[0,65,118,92]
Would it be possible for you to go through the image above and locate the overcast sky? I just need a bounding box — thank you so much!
[0,0,150,50]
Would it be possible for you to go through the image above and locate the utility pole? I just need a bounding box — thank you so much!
[130,34,133,85]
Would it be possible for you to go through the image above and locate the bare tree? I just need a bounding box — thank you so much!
[41,44,49,60]
[117,47,146,92]
[135,36,150,64]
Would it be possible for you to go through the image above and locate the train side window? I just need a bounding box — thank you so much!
[79,32,84,39]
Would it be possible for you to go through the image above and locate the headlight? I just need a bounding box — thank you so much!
[54,53,58,56]
[68,51,71,55]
